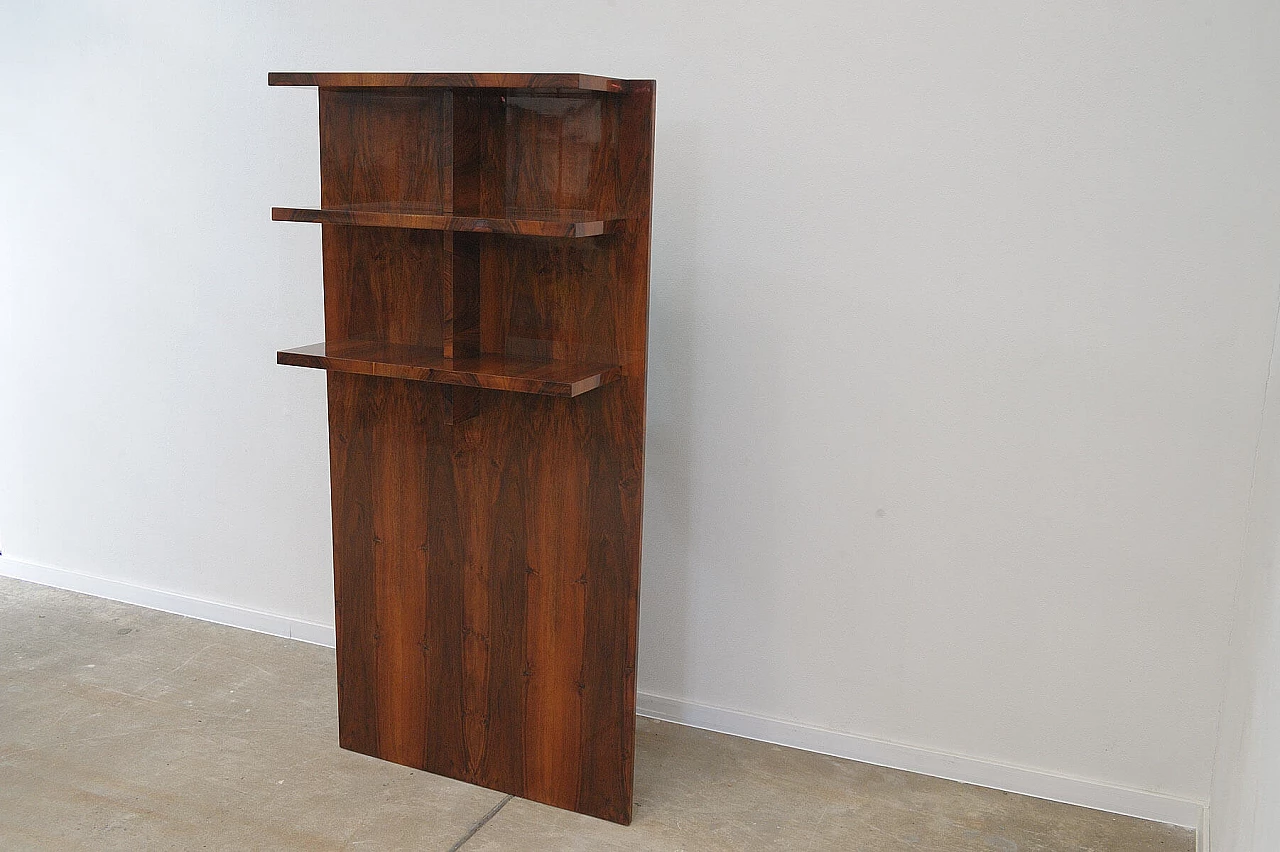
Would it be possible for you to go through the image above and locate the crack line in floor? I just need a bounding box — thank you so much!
[446,794,514,851]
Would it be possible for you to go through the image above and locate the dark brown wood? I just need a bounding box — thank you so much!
[442,233,482,358]
[278,340,621,397]
[319,89,452,210]
[440,386,488,425]
[274,74,654,825]
[273,204,620,237]
[320,226,445,347]
[269,71,631,93]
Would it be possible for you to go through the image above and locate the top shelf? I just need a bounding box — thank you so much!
[267,72,648,93]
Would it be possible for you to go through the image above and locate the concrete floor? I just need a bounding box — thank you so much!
[0,576,1192,851]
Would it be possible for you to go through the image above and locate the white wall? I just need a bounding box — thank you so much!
[3,0,1279,812]
[1210,398,1280,847]
[1218,573,1280,850]
[1210,161,1280,846]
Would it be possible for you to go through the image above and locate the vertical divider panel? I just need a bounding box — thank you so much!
[460,236,484,354]
[442,232,457,356]
[445,91,488,361]
[451,90,482,215]
[444,90,487,423]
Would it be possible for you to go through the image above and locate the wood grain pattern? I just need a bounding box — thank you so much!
[326,372,379,756]
[278,340,621,397]
[321,225,444,347]
[276,75,654,825]
[273,205,619,237]
[442,233,481,359]
[270,72,633,92]
[319,89,451,210]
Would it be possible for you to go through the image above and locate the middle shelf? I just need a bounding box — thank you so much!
[272,204,622,237]
[277,340,622,397]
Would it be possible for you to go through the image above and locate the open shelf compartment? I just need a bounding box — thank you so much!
[277,340,621,397]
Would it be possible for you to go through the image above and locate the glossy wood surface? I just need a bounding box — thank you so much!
[275,76,654,824]
[272,205,620,237]
[269,72,635,92]
[278,341,620,397]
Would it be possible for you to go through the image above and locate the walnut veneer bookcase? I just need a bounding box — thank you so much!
[271,72,654,824]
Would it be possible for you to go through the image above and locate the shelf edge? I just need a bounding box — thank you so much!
[267,72,645,93]
[271,206,618,238]
[277,344,622,398]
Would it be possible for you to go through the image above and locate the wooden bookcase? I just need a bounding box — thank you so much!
[271,72,655,824]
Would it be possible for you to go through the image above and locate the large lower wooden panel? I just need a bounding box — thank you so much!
[326,371,641,824]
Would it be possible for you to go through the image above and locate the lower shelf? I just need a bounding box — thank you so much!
[272,205,621,238]
[277,340,621,397]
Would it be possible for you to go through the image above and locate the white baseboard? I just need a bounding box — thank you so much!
[0,555,1204,833]
[1198,806,1210,852]
[636,692,1203,829]
[0,556,336,647]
